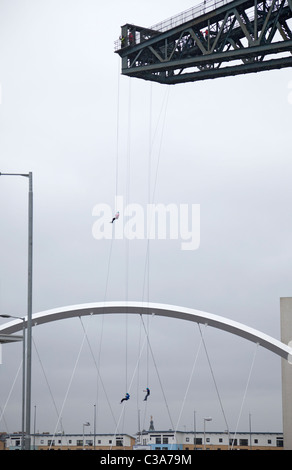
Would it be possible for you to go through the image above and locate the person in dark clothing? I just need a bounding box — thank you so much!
[110,211,120,223]
[121,392,130,403]
[143,388,150,401]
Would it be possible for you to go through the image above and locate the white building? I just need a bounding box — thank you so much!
[3,432,135,450]
[134,430,284,450]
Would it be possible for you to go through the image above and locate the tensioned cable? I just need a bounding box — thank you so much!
[145,83,152,394]
[32,337,68,443]
[0,358,22,433]
[111,311,175,449]
[115,60,120,203]
[231,342,259,450]
[173,325,205,438]
[124,77,133,396]
[49,319,89,449]
[141,87,170,303]
[140,87,170,343]
[197,323,230,437]
[111,329,149,450]
[137,83,153,413]
[95,63,122,434]
[138,86,171,431]
[139,313,175,430]
[0,404,9,434]
[79,316,117,430]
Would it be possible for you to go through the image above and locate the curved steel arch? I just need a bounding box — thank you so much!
[0,301,291,360]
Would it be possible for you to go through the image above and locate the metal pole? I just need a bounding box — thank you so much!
[21,318,26,450]
[25,172,33,450]
[0,172,33,450]
[0,314,26,449]
[94,404,96,450]
[249,413,252,450]
[203,417,212,450]
[194,410,196,450]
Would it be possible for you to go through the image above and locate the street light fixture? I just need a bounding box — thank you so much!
[0,314,26,449]
[0,172,33,450]
[83,422,90,450]
[203,417,212,450]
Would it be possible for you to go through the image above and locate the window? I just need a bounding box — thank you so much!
[219,438,223,443]
[194,438,202,445]
[76,440,83,447]
[163,437,168,444]
[267,439,272,444]
[155,437,161,444]
[239,439,248,446]
[276,437,283,448]
[116,438,123,447]
[254,439,258,444]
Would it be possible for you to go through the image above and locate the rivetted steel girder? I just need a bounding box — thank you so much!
[115,0,292,83]
[0,301,292,361]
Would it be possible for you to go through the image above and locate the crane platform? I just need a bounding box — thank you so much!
[115,0,292,84]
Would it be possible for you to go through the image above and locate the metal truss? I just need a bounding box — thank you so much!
[115,0,292,84]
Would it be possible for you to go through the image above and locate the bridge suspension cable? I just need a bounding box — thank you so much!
[231,342,259,449]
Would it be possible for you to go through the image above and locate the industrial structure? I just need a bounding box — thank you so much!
[115,0,292,84]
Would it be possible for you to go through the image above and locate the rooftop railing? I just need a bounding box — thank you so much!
[114,0,288,50]
[150,0,232,33]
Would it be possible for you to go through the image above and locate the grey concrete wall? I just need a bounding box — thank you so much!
[280,297,292,450]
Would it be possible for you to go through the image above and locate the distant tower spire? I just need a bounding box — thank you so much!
[149,415,155,431]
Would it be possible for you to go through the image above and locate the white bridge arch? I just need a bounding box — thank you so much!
[0,301,291,361]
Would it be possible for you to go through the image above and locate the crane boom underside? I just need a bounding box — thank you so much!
[115,0,292,83]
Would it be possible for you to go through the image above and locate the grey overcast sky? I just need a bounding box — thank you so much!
[0,0,292,437]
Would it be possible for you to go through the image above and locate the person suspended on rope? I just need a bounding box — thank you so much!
[110,211,120,223]
[120,392,130,403]
[143,387,150,401]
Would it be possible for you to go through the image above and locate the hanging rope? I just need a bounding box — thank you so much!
[115,60,120,204]
[124,78,132,396]
[140,86,171,406]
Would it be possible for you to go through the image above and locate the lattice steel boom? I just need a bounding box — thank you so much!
[115,0,292,84]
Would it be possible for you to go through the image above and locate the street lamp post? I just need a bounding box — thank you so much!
[203,417,212,450]
[0,314,25,449]
[0,172,33,450]
[83,422,90,450]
